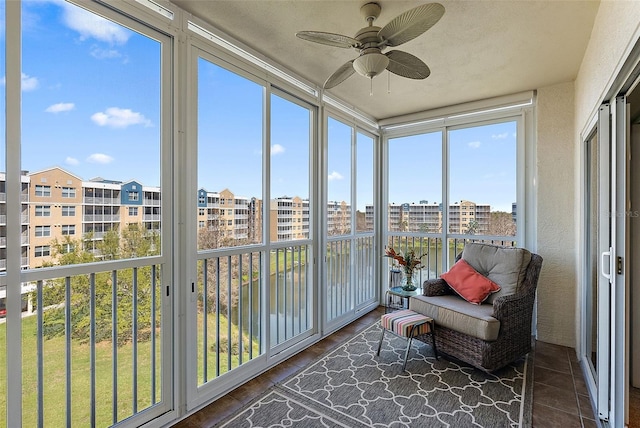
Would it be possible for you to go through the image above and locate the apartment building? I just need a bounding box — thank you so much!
[369,200,495,235]
[0,172,30,273]
[327,200,351,235]
[270,196,309,241]
[27,168,83,267]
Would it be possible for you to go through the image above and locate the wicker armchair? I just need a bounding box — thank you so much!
[410,247,543,372]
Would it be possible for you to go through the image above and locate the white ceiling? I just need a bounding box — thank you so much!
[171,0,600,121]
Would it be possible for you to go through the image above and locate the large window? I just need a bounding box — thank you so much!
[325,116,377,324]
[327,118,351,236]
[270,93,311,242]
[387,117,520,277]
[448,121,517,238]
[193,49,315,391]
[197,59,263,249]
[9,1,171,426]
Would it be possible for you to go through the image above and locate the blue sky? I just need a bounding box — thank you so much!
[388,121,517,212]
[2,1,516,213]
[16,0,162,186]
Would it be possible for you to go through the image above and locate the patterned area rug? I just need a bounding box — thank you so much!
[218,322,533,427]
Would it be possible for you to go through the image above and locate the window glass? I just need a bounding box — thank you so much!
[388,132,442,233]
[270,94,311,242]
[448,121,517,237]
[327,118,351,236]
[197,58,263,249]
[356,132,374,233]
[21,0,162,268]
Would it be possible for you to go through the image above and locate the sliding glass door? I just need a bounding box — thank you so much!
[583,97,630,426]
[191,47,316,407]
[324,116,377,328]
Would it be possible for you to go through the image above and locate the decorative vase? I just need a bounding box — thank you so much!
[401,270,417,291]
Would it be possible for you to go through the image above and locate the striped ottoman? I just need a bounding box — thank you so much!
[376,309,437,370]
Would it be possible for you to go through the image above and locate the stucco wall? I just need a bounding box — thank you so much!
[536,81,577,346]
[538,2,640,349]
[575,1,640,132]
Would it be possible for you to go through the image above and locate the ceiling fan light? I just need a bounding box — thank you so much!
[353,52,389,78]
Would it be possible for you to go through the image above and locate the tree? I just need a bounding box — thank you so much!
[41,228,162,345]
[465,219,479,235]
[488,211,516,236]
[97,229,120,260]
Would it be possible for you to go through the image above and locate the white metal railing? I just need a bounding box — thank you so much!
[386,234,517,278]
[24,262,163,426]
[83,197,120,205]
[325,235,375,322]
[270,245,311,348]
[83,215,121,222]
[195,244,312,386]
[196,250,263,384]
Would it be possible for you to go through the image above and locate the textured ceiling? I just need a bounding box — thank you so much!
[171,0,600,121]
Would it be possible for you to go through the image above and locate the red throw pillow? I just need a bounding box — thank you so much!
[440,259,501,305]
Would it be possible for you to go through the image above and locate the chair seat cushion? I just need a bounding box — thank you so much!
[410,295,500,341]
[462,243,532,304]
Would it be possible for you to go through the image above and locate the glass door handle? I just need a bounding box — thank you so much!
[601,248,612,281]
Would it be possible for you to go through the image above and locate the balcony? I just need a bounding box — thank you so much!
[83,197,120,205]
[83,214,121,222]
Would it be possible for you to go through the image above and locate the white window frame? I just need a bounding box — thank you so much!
[35,185,51,197]
[35,205,51,217]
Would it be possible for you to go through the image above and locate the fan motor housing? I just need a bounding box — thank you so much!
[355,26,382,49]
[360,2,382,22]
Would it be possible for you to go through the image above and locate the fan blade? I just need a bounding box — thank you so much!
[378,3,445,47]
[323,60,356,89]
[296,31,360,49]
[385,50,430,79]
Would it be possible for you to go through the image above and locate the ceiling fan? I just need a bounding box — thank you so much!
[296,2,445,90]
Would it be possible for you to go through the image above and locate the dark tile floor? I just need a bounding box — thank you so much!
[173,306,598,428]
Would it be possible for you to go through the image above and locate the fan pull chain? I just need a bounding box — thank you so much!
[388,71,391,94]
[370,78,373,96]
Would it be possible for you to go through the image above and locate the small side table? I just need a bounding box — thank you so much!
[385,286,419,313]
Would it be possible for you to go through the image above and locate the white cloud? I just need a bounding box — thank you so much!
[21,73,39,91]
[1,73,40,91]
[90,46,123,60]
[86,153,114,164]
[271,144,285,155]
[468,141,481,149]
[65,157,79,166]
[492,132,509,139]
[45,102,75,113]
[61,2,131,45]
[328,171,343,181]
[91,107,152,128]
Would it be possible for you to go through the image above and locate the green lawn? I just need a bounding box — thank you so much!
[0,311,258,426]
